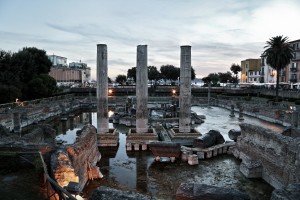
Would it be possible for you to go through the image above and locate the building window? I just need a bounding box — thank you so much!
[292,62,297,68]
[254,78,256,81]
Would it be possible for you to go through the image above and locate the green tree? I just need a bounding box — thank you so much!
[218,71,234,84]
[0,50,21,88]
[160,65,179,81]
[127,67,136,82]
[230,63,241,83]
[0,85,21,104]
[27,74,57,99]
[11,47,52,84]
[115,74,127,85]
[202,73,220,86]
[191,67,196,80]
[8,47,56,100]
[262,36,293,101]
[108,77,112,84]
[148,66,160,83]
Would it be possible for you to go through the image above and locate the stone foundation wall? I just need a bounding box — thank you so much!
[236,123,300,189]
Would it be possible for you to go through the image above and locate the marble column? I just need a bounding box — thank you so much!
[136,45,148,133]
[179,45,191,133]
[97,44,109,133]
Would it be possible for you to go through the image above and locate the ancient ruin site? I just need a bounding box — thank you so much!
[0,44,300,200]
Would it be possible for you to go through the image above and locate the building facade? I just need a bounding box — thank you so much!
[69,62,91,83]
[49,67,82,83]
[287,39,300,83]
[240,59,261,83]
[48,56,91,84]
[260,56,276,83]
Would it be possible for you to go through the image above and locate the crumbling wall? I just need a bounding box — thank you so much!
[51,124,102,192]
[235,123,300,189]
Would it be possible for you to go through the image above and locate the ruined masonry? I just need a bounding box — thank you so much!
[51,125,103,193]
[233,123,300,189]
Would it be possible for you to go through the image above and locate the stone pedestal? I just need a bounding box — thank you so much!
[126,128,158,151]
[229,104,235,117]
[168,128,201,146]
[97,129,119,147]
[96,44,118,146]
[238,106,244,121]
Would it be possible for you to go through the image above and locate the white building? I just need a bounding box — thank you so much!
[48,55,67,67]
[260,56,276,83]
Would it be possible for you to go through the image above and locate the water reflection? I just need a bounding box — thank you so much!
[52,106,283,199]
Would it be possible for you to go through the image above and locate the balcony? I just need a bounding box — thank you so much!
[290,67,297,72]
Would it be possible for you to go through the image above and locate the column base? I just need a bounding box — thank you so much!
[126,128,158,151]
[168,128,201,146]
[97,129,119,147]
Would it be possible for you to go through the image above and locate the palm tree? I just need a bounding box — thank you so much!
[262,36,293,102]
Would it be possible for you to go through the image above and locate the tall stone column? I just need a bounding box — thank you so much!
[136,45,148,133]
[97,44,109,133]
[179,45,191,133]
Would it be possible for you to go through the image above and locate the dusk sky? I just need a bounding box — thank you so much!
[1,0,300,80]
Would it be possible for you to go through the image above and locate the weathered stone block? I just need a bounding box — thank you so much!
[188,154,198,165]
[206,151,212,158]
[142,144,147,151]
[240,160,262,178]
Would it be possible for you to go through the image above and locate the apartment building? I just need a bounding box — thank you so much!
[240,59,261,83]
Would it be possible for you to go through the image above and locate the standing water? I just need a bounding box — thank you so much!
[64,106,283,200]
